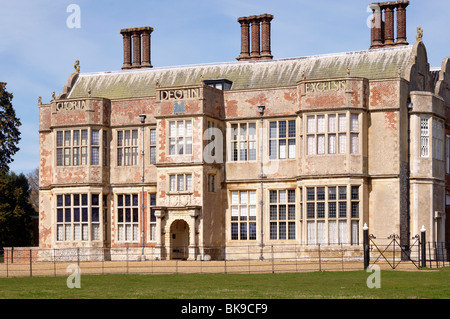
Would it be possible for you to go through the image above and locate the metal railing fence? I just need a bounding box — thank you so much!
[1,241,447,278]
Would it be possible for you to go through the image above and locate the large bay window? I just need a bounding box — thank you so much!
[56,193,101,242]
[306,113,359,155]
[57,128,106,167]
[303,185,360,245]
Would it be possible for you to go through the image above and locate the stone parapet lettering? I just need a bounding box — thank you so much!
[305,80,347,94]
[55,100,86,112]
[159,88,200,101]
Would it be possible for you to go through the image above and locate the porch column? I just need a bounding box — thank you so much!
[188,209,199,260]
[154,208,166,260]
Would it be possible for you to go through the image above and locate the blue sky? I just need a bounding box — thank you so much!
[1,0,449,175]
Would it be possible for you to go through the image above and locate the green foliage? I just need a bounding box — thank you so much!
[0,171,35,247]
[0,82,21,173]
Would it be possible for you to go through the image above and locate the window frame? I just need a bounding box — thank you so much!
[116,193,140,243]
[117,129,139,166]
[305,113,360,156]
[55,192,102,242]
[303,185,360,245]
[269,189,296,240]
[268,120,296,160]
[150,128,157,164]
[148,193,157,242]
[229,122,257,162]
[56,128,105,167]
[420,117,429,158]
[168,119,193,156]
[230,190,257,241]
[169,173,193,193]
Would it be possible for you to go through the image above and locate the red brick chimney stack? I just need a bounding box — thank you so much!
[383,4,395,45]
[141,28,153,68]
[237,14,274,61]
[132,30,142,68]
[120,26,154,69]
[121,30,132,69]
[260,14,274,60]
[250,16,261,60]
[396,2,408,45]
[237,17,251,60]
[369,1,409,49]
[370,3,383,48]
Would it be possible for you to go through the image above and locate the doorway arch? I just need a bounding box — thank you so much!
[170,219,190,260]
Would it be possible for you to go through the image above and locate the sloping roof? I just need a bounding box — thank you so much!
[430,67,441,87]
[68,45,414,100]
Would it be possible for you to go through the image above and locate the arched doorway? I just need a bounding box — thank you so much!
[170,220,190,260]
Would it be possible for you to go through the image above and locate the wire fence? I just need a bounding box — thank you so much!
[0,242,448,278]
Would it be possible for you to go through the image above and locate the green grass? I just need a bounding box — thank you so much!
[0,268,449,299]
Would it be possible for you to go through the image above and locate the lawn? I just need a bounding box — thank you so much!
[0,268,449,299]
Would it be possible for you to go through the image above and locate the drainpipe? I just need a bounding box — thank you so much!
[404,96,413,259]
[139,114,147,259]
[258,105,266,261]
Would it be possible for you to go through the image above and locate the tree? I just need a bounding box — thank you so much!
[0,82,21,173]
[26,167,39,213]
[0,171,35,247]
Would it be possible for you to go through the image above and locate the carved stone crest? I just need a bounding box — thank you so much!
[74,59,80,73]
[416,26,423,42]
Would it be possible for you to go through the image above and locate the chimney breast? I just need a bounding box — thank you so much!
[120,26,154,69]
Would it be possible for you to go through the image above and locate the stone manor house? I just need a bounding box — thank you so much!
[37,1,450,260]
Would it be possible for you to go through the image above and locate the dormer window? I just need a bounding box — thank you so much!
[203,79,233,91]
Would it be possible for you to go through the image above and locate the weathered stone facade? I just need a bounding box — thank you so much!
[38,2,450,260]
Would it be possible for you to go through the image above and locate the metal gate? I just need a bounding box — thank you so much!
[367,233,421,269]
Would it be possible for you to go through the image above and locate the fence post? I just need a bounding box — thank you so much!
[420,226,426,268]
[6,249,8,278]
[363,223,370,269]
[53,249,56,277]
[271,245,274,274]
[126,247,129,274]
[29,249,32,277]
[318,243,321,272]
